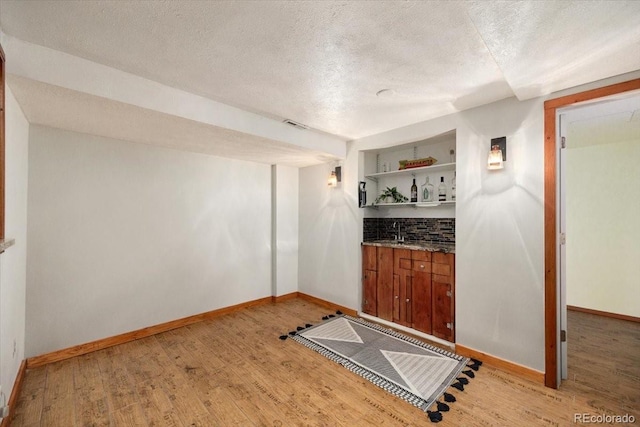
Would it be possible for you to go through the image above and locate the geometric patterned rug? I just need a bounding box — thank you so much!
[284,313,481,423]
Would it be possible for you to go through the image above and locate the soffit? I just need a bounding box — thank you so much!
[8,75,337,167]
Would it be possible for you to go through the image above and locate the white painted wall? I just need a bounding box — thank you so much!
[26,126,272,357]
[299,71,640,372]
[273,165,299,296]
[298,156,361,309]
[566,137,640,317]
[300,94,545,371]
[0,86,29,401]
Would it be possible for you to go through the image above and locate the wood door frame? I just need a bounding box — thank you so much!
[543,78,640,388]
[0,43,5,241]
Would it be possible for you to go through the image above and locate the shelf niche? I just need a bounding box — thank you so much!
[361,130,457,216]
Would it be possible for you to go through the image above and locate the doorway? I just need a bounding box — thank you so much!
[543,78,640,389]
[557,91,640,380]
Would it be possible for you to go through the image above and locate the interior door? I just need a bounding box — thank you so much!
[558,113,568,381]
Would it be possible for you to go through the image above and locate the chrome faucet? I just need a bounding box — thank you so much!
[393,222,404,243]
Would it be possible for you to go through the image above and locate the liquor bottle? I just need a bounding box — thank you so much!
[420,176,429,202]
[410,178,418,203]
[438,177,447,201]
[451,172,456,201]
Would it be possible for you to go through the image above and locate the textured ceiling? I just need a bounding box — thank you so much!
[1,0,639,160]
[8,75,336,167]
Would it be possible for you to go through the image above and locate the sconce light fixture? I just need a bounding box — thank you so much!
[488,137,506,170]
[328,166,342,187]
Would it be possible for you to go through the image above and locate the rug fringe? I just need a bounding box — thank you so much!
[280,312,482,424]
[427,410,442,423]
[462,369,475,378]
[436,401,449,412]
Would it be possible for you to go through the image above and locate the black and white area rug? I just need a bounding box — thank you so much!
[281,313,481,423]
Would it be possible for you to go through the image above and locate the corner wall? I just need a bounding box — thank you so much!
[0,86,29,401]
[26,126,272,357]
[298,155,361,310]
[273,165,299,297]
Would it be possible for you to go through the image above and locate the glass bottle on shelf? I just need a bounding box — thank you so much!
[421,176,434,202]
[451,172,456,201]
[438,177,447,201]
[410,178,418,202]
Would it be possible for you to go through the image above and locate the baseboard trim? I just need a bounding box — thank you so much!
[271,292,299,303]
[297,293,358,317]
[455,344,545,384]
[0,359,26,427]
[26,296,273,368]
[567,305,639,323]
[26,292,357,369]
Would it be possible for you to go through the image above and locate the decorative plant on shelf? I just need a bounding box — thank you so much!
[375,187,409,204]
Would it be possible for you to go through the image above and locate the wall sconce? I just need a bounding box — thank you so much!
[488,137,506,170]
[328,166,342,187]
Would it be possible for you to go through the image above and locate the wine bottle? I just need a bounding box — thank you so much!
[410,178,418,203]
[438,177,447,201]
[451,172,456,201]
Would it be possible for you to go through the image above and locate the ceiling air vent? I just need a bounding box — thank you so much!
[282,119,309,130]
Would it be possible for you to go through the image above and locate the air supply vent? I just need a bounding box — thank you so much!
[282,119,309,130]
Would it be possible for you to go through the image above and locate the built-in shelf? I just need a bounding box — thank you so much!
[365,201,455,209]
[365,162,456,181]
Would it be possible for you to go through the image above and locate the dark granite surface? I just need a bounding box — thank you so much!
[362,240,455,253]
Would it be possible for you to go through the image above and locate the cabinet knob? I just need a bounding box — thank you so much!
[420,264,425,268]
[446,290,452,297]
[406,299,410,303]
[395,295,399,299]
[447,322,453,329]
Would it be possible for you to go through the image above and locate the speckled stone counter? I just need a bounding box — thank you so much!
[362,240,455,254]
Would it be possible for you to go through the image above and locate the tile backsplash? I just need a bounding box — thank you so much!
[363,218,455,245]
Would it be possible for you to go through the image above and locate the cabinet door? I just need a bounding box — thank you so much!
[393,248,412,326]
[393,270,412,327]
[362,270,377,316]
[432,279,454,342]
[376,247,394,321]
[411,270,432,334]
[431,252,455,341]
[362,245,377,271]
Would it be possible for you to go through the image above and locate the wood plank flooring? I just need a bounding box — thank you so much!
[9,300,640,426]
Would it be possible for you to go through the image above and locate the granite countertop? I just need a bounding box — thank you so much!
[362,240,455,254]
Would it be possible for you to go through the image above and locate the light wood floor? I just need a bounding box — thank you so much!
[9,299,640,426]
